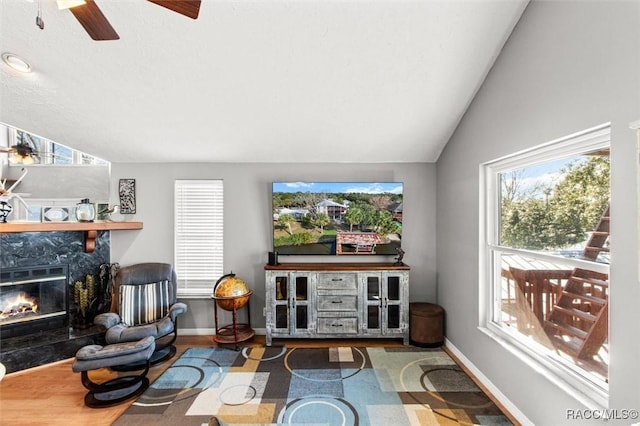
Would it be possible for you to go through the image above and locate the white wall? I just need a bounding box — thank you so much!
[109,162,436,331]
[437,1,639,425]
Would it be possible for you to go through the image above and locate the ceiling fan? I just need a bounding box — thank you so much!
[0,143,38,164]
[58,0,201,41]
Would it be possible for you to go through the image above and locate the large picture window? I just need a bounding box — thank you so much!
[481,124,610,403]
[174,179,224,297]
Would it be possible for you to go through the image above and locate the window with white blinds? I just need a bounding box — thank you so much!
[174,180,224,297]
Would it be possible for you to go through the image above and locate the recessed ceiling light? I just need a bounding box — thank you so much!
[1,53,32,73]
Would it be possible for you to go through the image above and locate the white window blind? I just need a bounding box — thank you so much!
[174,180,224,296]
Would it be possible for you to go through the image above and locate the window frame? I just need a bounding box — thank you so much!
[6,125,107,166]
[174,179,224,298]
[479,123,611,408]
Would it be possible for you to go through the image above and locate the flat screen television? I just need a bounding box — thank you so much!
[272,182,403,256]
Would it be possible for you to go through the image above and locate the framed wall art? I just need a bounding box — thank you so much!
[118,178,136,214]
[42,206,70,222]
[95,202,110,220]
[26,205,42,222]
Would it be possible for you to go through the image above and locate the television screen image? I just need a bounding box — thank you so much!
[272,182,403,256]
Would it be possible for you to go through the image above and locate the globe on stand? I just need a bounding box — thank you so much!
[213,273,251,311]
[212,273,255,346]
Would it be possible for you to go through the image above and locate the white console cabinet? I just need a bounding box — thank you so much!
[264,263,409,346]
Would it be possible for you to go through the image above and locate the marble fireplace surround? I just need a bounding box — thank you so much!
[0,224,140,373]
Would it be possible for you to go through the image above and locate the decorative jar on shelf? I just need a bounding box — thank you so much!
[75,198,95,222]
[0,201,12,223]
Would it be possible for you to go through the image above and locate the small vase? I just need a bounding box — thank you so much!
[0,201,12,223]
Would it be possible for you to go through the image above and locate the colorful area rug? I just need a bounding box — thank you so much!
[115,346,513,425]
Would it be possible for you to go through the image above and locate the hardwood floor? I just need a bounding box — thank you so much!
[0,335,518,426]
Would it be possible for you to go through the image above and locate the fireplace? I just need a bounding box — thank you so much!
[0,230,111,373]
[0,265,69,340]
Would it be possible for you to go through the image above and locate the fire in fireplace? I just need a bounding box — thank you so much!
[1,292,39,320]
[0,265,69,339]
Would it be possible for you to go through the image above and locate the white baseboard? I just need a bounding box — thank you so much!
[179,328,267,336]
[445,338,533,426]
[178,328,215,336]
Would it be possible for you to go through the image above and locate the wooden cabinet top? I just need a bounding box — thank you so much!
[264,262,410,271]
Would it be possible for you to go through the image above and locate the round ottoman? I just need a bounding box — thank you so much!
[409,302,444,347]
[72,336,155,408]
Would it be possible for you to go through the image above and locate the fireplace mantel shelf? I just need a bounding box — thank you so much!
[0,221,143,253]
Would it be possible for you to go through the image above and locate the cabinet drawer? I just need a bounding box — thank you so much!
[317,295,357,311]
[317,273,357,290]
[317,317,358,334]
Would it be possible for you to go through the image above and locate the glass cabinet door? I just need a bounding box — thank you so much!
[384,274,402,332]
[291,273,311,333]
[364,274,381,333]
[364,273,404,335]
[273,275,289,330]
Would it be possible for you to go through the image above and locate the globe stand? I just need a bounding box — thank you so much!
[212,290,255,350]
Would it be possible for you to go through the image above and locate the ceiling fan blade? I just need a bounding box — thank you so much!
[148,0,201,20]
[69,0,119,41]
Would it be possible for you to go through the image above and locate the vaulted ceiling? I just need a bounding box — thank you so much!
[0,0,528,163]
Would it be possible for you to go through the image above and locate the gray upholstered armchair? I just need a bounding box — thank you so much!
[94,262,187,368]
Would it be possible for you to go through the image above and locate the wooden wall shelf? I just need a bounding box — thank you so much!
[0,221,143,253]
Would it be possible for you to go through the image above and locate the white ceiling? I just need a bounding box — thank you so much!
[0,0,528,163]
